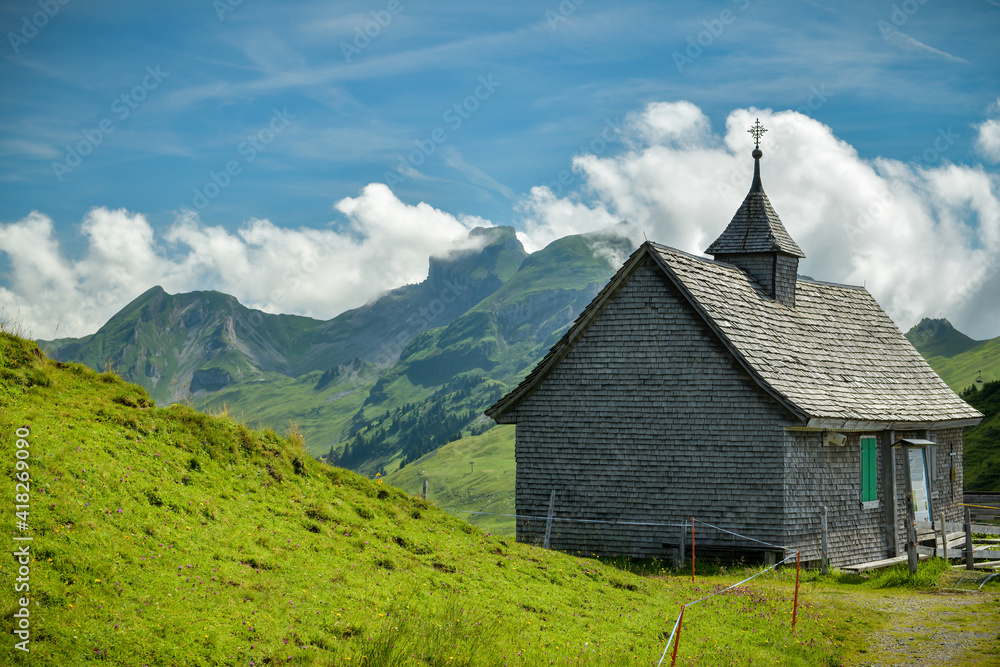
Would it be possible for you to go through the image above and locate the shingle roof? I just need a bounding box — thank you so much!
[650,244,980,425]
[705,189,805,258]
[487,242,982,428]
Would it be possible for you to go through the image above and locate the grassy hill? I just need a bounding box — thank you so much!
[905,318,1000,391]
[905,319,1000,493]
[961,380,1000,493]
[1,328,898,666]
[385,425,516,535]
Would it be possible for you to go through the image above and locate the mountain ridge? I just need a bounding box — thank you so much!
[40,226,631,473]
[40,226,528,404]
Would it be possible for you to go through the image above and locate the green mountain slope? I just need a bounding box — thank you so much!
[38,286,322,404]
[190,228,630,469]
[385,425,516,534]
[0,330,861,666]
[960,380,1000,493]
[905,318,1000,492]
[318,230,634,473]
[39,226,527,408]
[905,318,1000,391]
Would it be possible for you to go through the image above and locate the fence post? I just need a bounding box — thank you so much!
[422,480,428,501]
[670,605,686,667]
[544,490,556,550]
[905,492,918,575]
[939,510,947,560]
[964,506,974,571]
[691,517,696,582]
[792,551,801,631]
[821,506,828,575]
[677,521,685,569]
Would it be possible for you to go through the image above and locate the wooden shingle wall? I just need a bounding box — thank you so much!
[507,257,799,559]
[713,253,776,297]
[782,432,886,566]
[773,254,798,307]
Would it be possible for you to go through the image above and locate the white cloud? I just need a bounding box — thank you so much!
[515,102,1000,339]
[0,184,489,338]
[975,99,1000,163]
[4,103,999,343]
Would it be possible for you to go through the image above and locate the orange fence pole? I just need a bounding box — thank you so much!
[670,604,686,667]
[791,550,801,631]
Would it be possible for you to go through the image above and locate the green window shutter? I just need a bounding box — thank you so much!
[861,436,877,502]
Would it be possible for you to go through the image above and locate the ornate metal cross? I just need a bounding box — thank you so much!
[748,118,767,148]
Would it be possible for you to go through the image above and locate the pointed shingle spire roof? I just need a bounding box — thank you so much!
[706,121,805,259]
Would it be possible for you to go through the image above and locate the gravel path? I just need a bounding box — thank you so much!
[847,589,1000,666]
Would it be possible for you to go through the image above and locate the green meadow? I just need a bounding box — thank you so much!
[2,329,996,666]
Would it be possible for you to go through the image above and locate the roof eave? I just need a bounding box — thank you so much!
[799,416,984,431]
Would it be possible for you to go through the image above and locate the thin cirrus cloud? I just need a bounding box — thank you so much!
[1,102,998,342]
[880,27,970,64]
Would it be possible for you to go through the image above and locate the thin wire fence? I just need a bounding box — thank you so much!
[445,505,808,666]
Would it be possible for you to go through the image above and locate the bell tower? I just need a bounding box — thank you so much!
[705,119,804,307]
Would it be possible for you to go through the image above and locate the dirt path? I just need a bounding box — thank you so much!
[847,588,1000,666]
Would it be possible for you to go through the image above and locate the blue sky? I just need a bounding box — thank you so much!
[2,0,999,340]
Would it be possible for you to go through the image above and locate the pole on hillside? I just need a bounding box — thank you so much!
[677,521,685,569]
[964,506,974,571]
[901,445,918,575]
[792,550,801,631]
[905,492,918,575]
[544,490,556,550]
[821,506,828,575]
[422,480,428,501]
[691,517,696,582]
[939,510,947,560]
[670,605,686,667]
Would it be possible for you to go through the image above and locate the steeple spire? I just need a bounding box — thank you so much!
[748,118,766,193]
[705,119,804,307]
